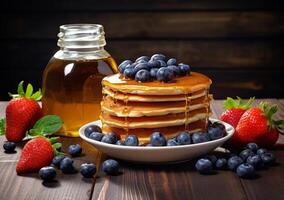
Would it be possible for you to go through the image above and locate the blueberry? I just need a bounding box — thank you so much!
[80,163,97,178]
[192,132,210,144]
[151,54,166,61]
[3,141,16,153]
[123,67,136,79]
[204,155,217,164]
[167,65,180,76]
[167,139,179,146]
[195,158,213,174]
[150,68,159,79]
[52,155,65,168]
[101,132,118,144]
[167,58,177,66]
[60,157,75,173]
[246,143,259,153]
[135,69,151,82]
[256,148,268,155]
[228,156,243,171]
[176,131,191,145]
[118,60,133,74]
[116,140,125,145]
[136,59,148,64]
[247,155,263,169]
[208,122,226,140]
[102,159,120,175]
[215,158,227,169]
[39,166,56,181]
[134,63,149,73]
[179,63,190,76]
[239,149,254,161]
[84,125,102,137]
[89,132,104,141]
[68,144,82,157]
[150,132,167,146]
[157,60,167,67]
[260,152,275,165]
[156,67,175,82]
[136,56,150,63]
[147,60,160,69]
[236,163,255,178]
[124,135,139,146]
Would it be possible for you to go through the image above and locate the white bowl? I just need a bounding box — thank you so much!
[79,118,234,163]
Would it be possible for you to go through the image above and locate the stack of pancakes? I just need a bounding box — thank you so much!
[100,72,212,144]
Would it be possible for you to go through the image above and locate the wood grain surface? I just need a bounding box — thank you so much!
[0,100,284,200]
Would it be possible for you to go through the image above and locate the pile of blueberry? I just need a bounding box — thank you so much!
[195,143,276,178]
[84,121,226,147]
[118,54,191,82]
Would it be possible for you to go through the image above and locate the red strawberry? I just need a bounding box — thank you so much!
[233,102,284,148]
[16,136,61,174]
[5,81,42,142]
[220,97,254,128]
[256,128,279,148]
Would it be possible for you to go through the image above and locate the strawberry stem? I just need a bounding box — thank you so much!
[223,97,255,110]
[9,81,42,101]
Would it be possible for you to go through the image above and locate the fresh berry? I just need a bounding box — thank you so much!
[256,128,279,148]
[220,97,254,129]
[150,132,167,146]
[256,148,268,155]
[5,81,42,142]
[195,158,213,174]
[208,122,225,140]
[123,67,136,79]
[136,56,150,63]
[116,140,125,145]
[204,155,217,164]
[167,139,179,146]
[39,166,56,181]
[239,149,254,161]
[151,54,166,61]
[247,155,263,169]
[102,159,120,175]
[215,158,227,169]
[101,132,118,144]
[227,156,243,171]
[118,60,132,73]
[150,68,159,79]
[178,63,190,75]
[16,137,55,174]
[147,60,160,69]
[236,163,255,178]
[84,125,102,137]
[134,63,149,73]
[167,65,180,76]
[157,60,167,68]
[89,132,104,141]
[167,58,177,66]
[3,141,16,153]
[68,144,82,157]
[176,131,191,145]
[246,143,259,153]
[192,132,210,144]
[52,155,65,168]
[80,163,97,178]
[135,69,151,82]
[124,135,139,146]
[260,152,275,165]
[60,157,75,173]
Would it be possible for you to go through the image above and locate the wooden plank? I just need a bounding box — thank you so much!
[1,12,283,39]
[1,0,284,11]
[0,103,99,200]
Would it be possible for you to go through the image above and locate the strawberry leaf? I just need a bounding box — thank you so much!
[29,115,63,136]
[31,90,42,101]
[9,81,42,101]
[17,81,25,97]
[0,118,5,136]
[25,83,33,98]
[224,97,255,110]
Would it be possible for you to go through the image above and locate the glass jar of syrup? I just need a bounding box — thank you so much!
[42,24,118,137]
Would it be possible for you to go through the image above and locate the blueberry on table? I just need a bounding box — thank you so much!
[246,143,259,153]
[150,132,167,146]
[101,132,118,144]
[176,131,191,145]
[215,158,227,169]
[80,163,97,178]
[52,155,66,168]
[208,122,226,140]
[260,152,275,165]
[192,132,210,144]
[135,69,151,82]
[236,163,255,178]
[102,159,120,175]
[123,67,136,79]
[156,67,175,82]
[247,155,263,169]
[256,148,268,155]
[60,157,75,173]
[195,158,213,174]
[147,60,160,69]
[167,65,180,76]
[228,156,243,171]
[3,141,16,153]
[179,63,190,76]
[124,135,139,146]
[151,54,166,61]
[157,60,167,68]
[150,68,159,79]
[167,139,179,146]
[84,125,102,137]
[239,149,254,161]
[136,56,150,63]
[89,132,104,141]
[204,155,217,164]
[116,140,125,145]
[118,60,133,74]
[68,144,82,157]
[167,58,177,66]
[39,166,56,181]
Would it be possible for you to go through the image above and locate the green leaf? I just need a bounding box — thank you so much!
[223,97,238,109]
[29,115,63,136]
[17,81,25,97]
[52,143,62,150]
[31,90,42,101]
[25,83,33,98]
[0,118,6,136]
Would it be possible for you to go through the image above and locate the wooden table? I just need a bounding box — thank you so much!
[0,100,284,200]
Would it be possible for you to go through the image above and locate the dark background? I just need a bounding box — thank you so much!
[1,0,284,100]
